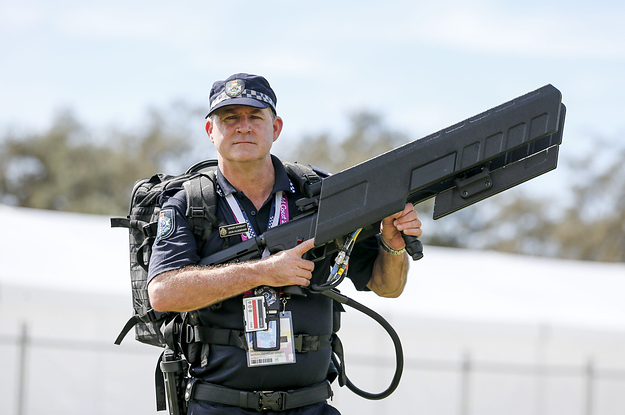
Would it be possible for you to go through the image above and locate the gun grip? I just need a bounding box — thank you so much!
[402,233,424,261]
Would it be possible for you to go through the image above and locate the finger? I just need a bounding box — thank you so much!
[384,203,415,224]
[382,211,402,226]
[291,238,316,257]
[297,257,315,272]
[397,203,416,219]
[394,214,421,229]
[401,226,423,238]
[297,267,314,280]
[291,262,314,285]
[293,274,312,286]
[394,210,417,224]
[394,204,420,224]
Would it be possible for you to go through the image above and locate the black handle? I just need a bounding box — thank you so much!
[402,233,424,261]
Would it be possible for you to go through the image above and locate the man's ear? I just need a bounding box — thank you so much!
[205,119,214,142]
[272,116,283,143]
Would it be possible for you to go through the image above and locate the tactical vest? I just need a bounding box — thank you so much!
[111,159,347,411]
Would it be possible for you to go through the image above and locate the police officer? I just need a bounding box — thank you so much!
[147,73,422,414]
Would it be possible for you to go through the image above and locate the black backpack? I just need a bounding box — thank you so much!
[110,160,221,347]
[111,159,323,348]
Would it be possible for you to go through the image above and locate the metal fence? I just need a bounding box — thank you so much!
[3,323,625,415]
[344,352,625,415]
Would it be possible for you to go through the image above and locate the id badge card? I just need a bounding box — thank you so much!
[243,296,267,332]
[246,312,295,367]
[253,313,280,351]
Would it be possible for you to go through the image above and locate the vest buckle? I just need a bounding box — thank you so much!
[258,391,286,411]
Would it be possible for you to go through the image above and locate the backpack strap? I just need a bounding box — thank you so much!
[183,172,222,253]
[282,161,325,198]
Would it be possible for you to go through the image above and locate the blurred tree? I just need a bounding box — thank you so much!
[288,111,411,173]
[0,102,209,216]
[2,103,622,263]
[426,139,625,262]
[484,143,625,262]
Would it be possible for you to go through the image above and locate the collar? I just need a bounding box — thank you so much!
[215,155,295,197]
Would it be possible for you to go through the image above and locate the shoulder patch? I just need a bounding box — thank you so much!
[155,208,175,243]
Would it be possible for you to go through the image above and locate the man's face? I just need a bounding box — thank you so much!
[207,105,282,164]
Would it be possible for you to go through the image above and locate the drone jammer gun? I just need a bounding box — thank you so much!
[200,84,566,267]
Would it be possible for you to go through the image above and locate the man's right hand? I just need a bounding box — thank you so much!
[257,238,316,287]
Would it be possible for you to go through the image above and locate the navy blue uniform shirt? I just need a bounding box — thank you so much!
[148,156,379,391]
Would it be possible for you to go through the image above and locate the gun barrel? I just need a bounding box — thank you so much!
[313,84,564,245]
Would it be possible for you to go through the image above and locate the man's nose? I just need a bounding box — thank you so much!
[236,117,252,133]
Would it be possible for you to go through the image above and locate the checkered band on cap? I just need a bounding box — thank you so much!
[210,89,276,111]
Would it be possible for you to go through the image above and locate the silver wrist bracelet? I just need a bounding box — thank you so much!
[380,238,406,255]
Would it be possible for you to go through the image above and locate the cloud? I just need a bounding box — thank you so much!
[399,4,625,59]
[57,5,194,41]
[0,2,42,32]
[274,1,625,60]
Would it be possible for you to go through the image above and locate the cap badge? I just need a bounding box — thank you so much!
[225,80,245,98]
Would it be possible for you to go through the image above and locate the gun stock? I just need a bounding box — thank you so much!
[200,84,565,267]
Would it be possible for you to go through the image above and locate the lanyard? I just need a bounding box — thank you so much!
[225,191,289,257]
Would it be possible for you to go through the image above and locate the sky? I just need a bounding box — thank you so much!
[1,0,624,177]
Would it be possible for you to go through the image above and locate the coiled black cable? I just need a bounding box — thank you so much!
[320,289,404,400]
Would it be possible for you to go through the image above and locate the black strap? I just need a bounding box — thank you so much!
[162,315,182,351]
[188,326,332,353]
[293,334,332,353]
[155,350,167,411]
[110,217,130,228]
[189,326,248,350]
[114,309,172,346]
[184,173,221,253]
[136,237,154,271]
[188,380,333,411]
[114,315,140,345]
[330,334,347,387]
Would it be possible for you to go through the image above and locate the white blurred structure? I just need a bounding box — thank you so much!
[1,204,624,415]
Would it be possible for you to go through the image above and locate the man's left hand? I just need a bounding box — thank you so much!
[380,203,423,252]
